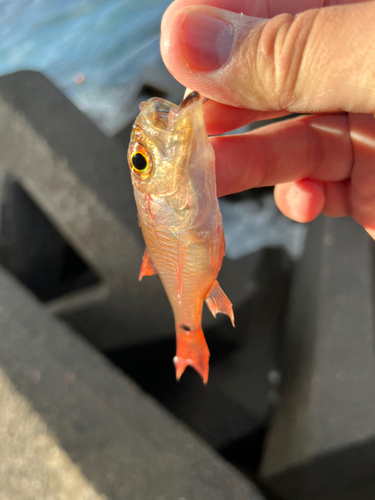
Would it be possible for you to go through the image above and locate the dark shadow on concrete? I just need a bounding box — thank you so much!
[137,83,168,100]
[107,332,263,451]
[0,176,100,301]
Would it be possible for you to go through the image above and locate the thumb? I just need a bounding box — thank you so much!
[161,2,375,114]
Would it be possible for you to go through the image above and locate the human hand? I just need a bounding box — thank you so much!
[161,0,375,238]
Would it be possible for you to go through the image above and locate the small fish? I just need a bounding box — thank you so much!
[127,91,234,383]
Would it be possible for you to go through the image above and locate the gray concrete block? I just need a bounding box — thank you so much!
[0,266,264,500]
[260,216,375,499]
[0,71,253,350]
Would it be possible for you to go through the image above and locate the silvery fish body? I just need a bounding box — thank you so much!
[128,92,234,383]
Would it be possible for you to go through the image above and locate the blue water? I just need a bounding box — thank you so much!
[0,0,171,133]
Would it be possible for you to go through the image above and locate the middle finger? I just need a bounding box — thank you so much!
[212,113,352,197]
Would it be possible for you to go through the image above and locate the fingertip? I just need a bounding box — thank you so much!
[160,1,173,32]
[274,180,325,223]
[160,5,265,107]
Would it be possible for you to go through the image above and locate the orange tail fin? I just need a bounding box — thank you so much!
[174,325,210,384]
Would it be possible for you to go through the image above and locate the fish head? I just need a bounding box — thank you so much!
[128,92,214,203]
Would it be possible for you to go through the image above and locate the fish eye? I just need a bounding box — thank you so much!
[132,152,148,171]
[129,145,152,179]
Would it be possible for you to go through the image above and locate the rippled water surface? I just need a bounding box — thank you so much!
[0,0,171,132]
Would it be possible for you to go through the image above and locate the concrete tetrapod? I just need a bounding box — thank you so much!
[0,265,264,500]
[260,216,375,500]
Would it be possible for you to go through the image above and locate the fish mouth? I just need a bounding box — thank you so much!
[135,91,205,137]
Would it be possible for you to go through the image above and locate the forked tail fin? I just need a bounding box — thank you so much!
[174,325,210,384]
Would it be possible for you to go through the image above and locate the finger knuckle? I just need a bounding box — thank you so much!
[257,11,319,110]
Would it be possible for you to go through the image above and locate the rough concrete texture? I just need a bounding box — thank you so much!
[0,71,254,350]
[0,266,264,500]
[260,216,375,499]
[0,369,106,500]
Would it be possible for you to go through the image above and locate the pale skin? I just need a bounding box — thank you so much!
[161,0,375,239]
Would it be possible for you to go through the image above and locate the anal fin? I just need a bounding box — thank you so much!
[138,248,158,281]
[205,280,235,327]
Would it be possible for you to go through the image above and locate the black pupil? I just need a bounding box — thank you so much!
[132,152,147,171]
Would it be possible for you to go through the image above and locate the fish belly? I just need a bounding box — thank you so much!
[140,220,218,325]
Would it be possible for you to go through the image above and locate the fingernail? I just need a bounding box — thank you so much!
[181,11,234,72]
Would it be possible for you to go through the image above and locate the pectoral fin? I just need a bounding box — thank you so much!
[138,248,158,281]
[205,281,235,327]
